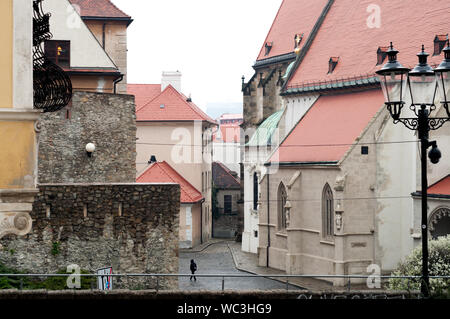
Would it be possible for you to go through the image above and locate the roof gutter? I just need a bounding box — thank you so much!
[264,161,339,167]
[81,16,134,27]
[411,192,450,200]
[253,52,297,70]
[282,76,380,96]
[181,197,205,205]
[65,70,121,77]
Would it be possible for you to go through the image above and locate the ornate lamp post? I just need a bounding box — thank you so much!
[376,42,450,297]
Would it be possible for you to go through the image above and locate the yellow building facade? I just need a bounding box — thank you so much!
[0,0,40,239]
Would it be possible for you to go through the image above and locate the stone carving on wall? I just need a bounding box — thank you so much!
[0,190,38,240]
[334,174,347,192]
[335,211,343,231]
[284,200,292,228]
[0,212,33,239]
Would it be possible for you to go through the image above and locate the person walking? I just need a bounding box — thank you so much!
[190,259,197,281]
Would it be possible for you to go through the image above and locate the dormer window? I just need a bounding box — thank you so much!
[160,104,165,109]
[377,46,389,65]
[328,57,339,74]
[44,40,70,68]
[265,42,273,56]
[434,35,448,56]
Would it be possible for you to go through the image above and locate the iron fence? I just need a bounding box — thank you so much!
[0,273,449,293]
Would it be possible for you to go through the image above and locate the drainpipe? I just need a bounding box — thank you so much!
[200,199,205,244]
[113,74,124,94]
[102,23,106,49]
[267,172,270,268]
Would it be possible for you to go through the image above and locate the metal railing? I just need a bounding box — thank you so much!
[1,273,449,293]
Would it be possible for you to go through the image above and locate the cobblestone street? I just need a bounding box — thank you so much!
[179,241,301,291]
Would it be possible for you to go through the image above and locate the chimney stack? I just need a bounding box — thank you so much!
[161,71,182,92]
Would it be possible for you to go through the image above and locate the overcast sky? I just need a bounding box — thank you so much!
[111,0,283,111]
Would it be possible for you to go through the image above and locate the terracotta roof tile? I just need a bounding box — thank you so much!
[428,175,450,196]
[137,161,203,203]
[256,0,329,61]
[269,90,384,163]
[136,85,216,124]
[127,84,162,112]
[69,0,130,19]
[287,0,450,88]
[213,124,240,143]
[219,113,243,121]
[212,162,240,190]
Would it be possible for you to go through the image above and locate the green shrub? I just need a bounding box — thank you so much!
[51,242,61,256]
[388,235,450,297]
[0,263,95,290]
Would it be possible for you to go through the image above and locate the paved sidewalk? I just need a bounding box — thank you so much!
[227,242,334,291]
[179,238,232,253]
[179,240,301,291]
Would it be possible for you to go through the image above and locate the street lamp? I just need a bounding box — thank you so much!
[376,43,450,297]
[435,40,450,118]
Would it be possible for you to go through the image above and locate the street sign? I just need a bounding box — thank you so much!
[97,267,113,290]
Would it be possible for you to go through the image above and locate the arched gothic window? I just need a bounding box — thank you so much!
[278,182,287,230]
[253,172,258,210]
[429,207,450,240]
[322,183,334,239]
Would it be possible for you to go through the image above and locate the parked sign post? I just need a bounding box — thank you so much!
[97,267,113,290]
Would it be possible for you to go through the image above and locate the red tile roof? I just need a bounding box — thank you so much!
[256,0,329,61]
[428,175,450,196]
[213,124,240,143]
[69,0,130,19]
[137,161,203,204]
[287,0,450,88]
[136,85,216,124]
[269,89,384,163]
[127,84,162,112]
[212,162,240,190]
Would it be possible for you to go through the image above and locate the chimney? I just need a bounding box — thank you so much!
[161,71,182,92]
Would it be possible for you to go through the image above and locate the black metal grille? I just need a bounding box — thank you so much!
[33,0,72,112]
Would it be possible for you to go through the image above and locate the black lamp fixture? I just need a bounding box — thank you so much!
[375,43,410,121]
[376,43,450,297]
[434,39,450,117]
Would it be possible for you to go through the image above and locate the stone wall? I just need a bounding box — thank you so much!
[242,62,292,131]
[37,91,136,183]
[0,183,180,290]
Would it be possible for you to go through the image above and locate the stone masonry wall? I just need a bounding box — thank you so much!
[38,91,136,183]
[0,183,180,290]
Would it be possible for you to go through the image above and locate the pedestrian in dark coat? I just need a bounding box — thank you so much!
[190,259,197,281]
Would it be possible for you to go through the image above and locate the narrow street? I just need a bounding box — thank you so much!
[179,241,301,291]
